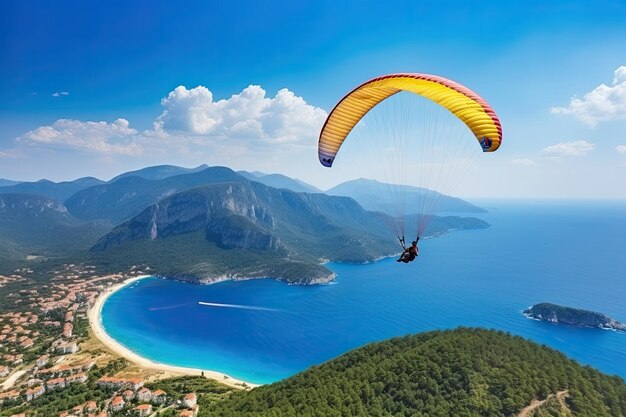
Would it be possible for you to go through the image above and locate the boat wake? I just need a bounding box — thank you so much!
[198,301,281,312]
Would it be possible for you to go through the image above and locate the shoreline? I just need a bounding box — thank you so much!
[87,274,259,389]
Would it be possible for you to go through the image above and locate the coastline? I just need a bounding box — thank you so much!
[87,274,259,389]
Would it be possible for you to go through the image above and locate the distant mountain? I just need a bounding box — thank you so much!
[238,171,322,193]
[109,164,209,182]
[0,193,110,262]
[1,165,490,281]
[327,178,486,215]
[236,170,265,181]
[207,327,626,416]
[0,179,21,187]
[0,165,210,203]
[66,166,246,224]
[0,177,104,201]
[90,181,401,284]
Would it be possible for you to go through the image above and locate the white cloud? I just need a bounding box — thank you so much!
[616,145,626,154]
[509,158,537,166]
[14,84,327,169]
[551,66,626,126]
[0,149,21,158]
[153,85,327,144]
[542,140,595,156]
[18,118,142,155]
[52,91,69,97]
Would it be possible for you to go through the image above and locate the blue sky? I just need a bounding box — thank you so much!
[1,0,626,197]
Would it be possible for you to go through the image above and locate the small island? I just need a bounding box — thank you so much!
[524,303,626,331]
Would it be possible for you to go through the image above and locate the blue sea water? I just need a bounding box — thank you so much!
[102,200,626,385]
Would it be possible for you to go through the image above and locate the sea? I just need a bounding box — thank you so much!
[101,199,626,385]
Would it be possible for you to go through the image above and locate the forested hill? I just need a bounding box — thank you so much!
[205,328,626,417]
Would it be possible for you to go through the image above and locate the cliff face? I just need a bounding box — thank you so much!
[524,303,626,331]
[92,183,280,252]
[91,179,405,257]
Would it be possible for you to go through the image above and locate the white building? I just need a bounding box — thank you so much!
[136,387,151,402]
[36,355,49,367]
[25,385,45,401]
[55,341,78,354]
[182,393,197,408]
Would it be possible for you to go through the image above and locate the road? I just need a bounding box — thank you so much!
[517,390,569,417]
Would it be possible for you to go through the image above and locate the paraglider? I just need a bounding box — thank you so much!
[318,73,502,257]
[397,238,419,263]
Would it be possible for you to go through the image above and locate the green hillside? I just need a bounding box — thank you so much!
[205,328,626,417]
[0,193,110,265]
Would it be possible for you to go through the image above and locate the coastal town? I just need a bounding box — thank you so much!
[0,264,235,417]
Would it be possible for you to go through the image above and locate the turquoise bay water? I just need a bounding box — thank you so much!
[102,200,626,384]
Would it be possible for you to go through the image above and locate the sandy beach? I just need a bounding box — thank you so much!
[88,275,258,389]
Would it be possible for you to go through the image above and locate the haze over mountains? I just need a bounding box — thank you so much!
[0,178,21,187]
[327,178,486,215]
[238,171,322,194]
[0,165,488,282]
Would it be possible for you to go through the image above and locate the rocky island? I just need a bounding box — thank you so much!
[524,303,626,331]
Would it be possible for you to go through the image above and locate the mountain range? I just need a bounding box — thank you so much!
[0,165,489,282]
[65,166,245,224]
[0,177,104,201]
[90,180,403,283]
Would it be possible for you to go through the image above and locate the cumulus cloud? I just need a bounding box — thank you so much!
[153,85,327,144]
[14,84,327,168]
[509,158,537,166]
[551,66,626,126]
[542,140,595,156]
[52,91,69,97]
[616,145,626,154]
[18,118,142,155]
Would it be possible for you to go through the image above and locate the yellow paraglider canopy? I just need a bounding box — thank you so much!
[318,73,502,167]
